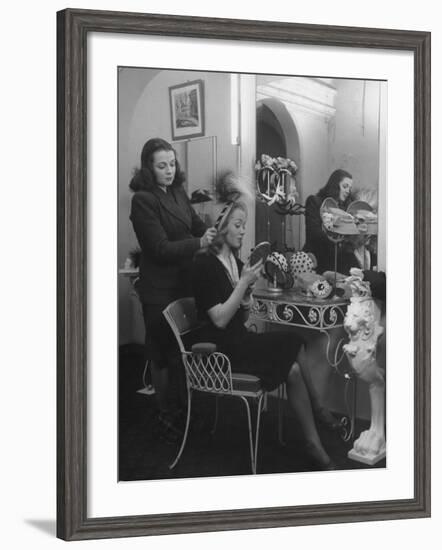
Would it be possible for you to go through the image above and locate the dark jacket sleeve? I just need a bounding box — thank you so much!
[130,192,201,265]
[305,195,331,247]
[190,203,207,237]
[176,185,207,238]
[363,270,386,302]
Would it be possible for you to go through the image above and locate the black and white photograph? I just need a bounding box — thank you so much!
[118,67,387,481]
[169,79,205,140]
[2,0,438,546]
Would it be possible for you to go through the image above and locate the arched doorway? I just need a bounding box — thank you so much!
[255,99,302,250]
[256,103,287,159]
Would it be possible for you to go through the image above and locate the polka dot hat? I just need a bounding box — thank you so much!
[289,251,317,275]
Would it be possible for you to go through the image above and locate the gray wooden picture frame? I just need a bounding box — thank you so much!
[57,8,431,541]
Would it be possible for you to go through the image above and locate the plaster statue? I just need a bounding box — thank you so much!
[343,272,386,465]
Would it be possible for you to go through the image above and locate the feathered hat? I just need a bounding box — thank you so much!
[214,172,253,231]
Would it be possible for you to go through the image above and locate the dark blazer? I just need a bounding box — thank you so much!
[130,184,206,304]
[303,194,355,274]
[339,248,378,276]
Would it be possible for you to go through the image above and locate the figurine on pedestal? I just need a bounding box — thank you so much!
[342,270,386,465]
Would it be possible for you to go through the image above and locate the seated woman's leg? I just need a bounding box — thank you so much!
[296,346,340,430]
[286,362,333,468]
[230,331,334,467]
[296,347,322,411]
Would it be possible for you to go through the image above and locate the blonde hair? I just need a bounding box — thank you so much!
[209,201,248,255]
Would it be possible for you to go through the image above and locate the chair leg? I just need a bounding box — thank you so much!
[239,394,265,475]
[211,394,220,435]
[239,396,255,474]
[253,393,265,474]
[169,387,192,470]
[278,383,286,446]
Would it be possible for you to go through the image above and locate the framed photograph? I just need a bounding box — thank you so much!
[57,8,431,541]
[169,79,205,140]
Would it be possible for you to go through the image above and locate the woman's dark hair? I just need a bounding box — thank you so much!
[317,169,353,206]
[129,137,185,192]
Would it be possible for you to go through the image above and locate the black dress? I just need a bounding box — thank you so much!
[191,253,304,391]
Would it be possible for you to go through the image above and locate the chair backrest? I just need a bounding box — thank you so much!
[163,297,201,354]
[163,297,234,393]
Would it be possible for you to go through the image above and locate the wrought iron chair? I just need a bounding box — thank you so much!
[163,297,267,474]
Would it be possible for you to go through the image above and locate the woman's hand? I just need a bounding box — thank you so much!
[207,258,262,330]
[200,227,217,248]
[323,270,346,283]
[240,259,263,288]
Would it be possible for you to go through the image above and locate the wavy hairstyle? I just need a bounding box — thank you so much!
[317,168,353,207]
[129,137,185,192]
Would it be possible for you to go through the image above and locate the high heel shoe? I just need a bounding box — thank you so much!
[314,407,342,432]
[305,442,337,471]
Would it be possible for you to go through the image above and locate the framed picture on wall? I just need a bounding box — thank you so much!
[57,8,431,542]
[169,79,205,140]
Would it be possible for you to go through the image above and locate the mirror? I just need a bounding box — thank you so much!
[255,75,384,267]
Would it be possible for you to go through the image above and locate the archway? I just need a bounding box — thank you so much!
[255,99,302,250]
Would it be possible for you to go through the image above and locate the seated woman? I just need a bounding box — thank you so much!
[303,169,355,274]
[191,199,335,470]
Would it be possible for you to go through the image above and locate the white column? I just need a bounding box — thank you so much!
[377,81,388,271]
[238,74,257,260]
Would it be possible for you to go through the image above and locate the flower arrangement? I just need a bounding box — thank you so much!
[255,154,298,176]
[255,154,303,215]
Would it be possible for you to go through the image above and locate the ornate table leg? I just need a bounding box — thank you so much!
[338,374,357,442]
[321,329,357,441]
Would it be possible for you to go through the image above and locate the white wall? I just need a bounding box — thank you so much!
[119,68,237,268]
[118,68,160,343]
[118,68,237,343]
[328,79,382,193]
[1,1,440,549]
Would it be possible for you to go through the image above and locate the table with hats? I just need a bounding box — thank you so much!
[249,281,356,435]
[249,243,386,465]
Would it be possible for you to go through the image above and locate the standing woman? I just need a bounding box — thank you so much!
[192,200,335,470]
[303,169,354,274]
[129,138,217,439]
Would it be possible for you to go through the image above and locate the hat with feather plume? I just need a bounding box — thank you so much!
[214,172,253,230]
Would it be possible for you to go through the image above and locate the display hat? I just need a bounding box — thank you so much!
[320,197,359,235]
[346,200,378,235]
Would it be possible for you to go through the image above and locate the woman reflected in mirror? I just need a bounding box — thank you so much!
[303,169,355,274]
